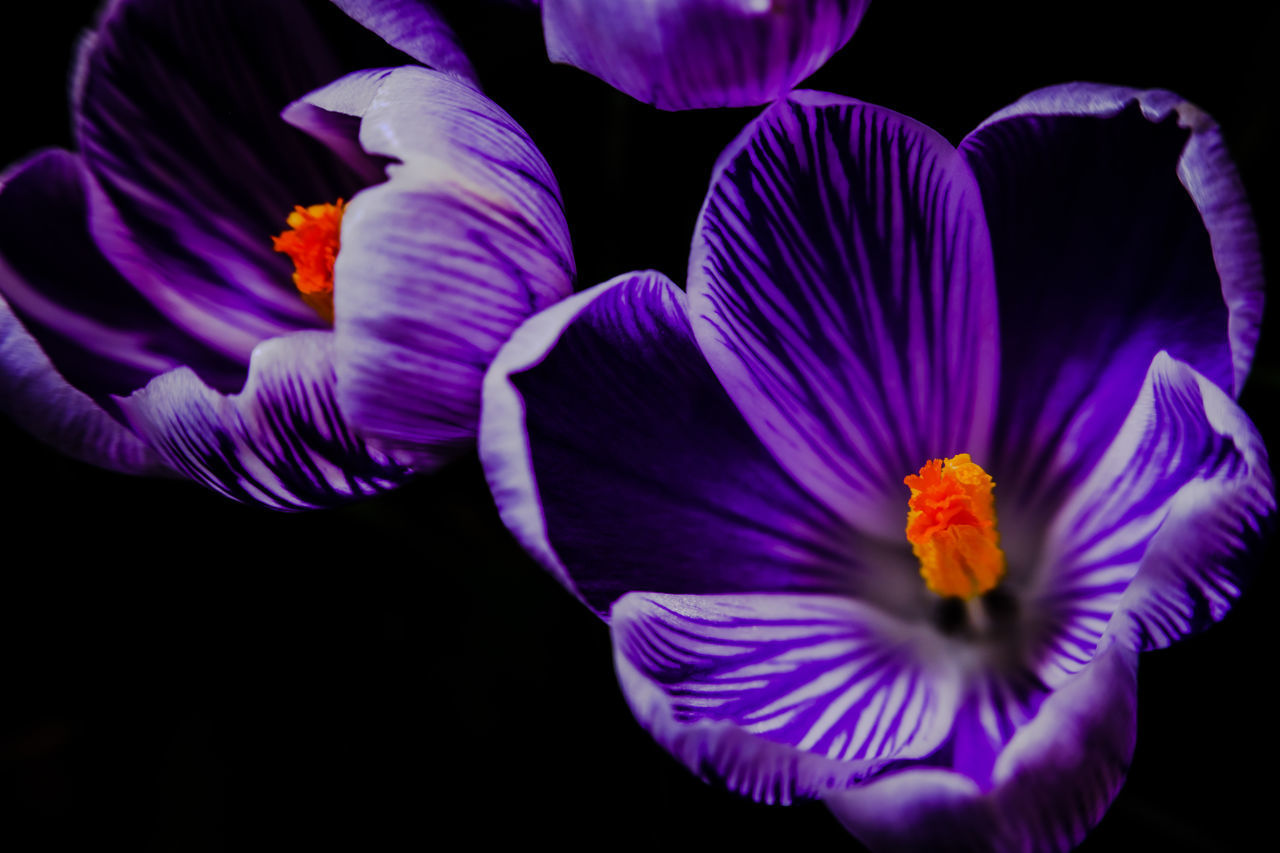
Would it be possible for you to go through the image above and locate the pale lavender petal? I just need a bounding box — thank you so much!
[480,271,886,615]
[689,91,999,535]
[75,0,367,361]
[116,331,414,510]
[328,67,574,466]
[1030,353,1272,679]
[1,292,168,477]
[542,0,870,110]
[0,150,244,403]
[825,642,1138,853]
[959,83,1262,514]
[826,770,990,852]
[328,0,478,87]
[281,69,393,187]
[612,592,963,805]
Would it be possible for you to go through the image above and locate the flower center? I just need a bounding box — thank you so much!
[272,199,345,324]
[903,453,1005,600]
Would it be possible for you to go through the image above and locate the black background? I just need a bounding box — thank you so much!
[2,0,1277,849]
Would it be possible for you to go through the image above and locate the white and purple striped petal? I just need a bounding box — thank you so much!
[1031,352,1273,661]
[75,0,367,362]
[541,0,870,111]
[612,592,963,805]
[481,271,878,614]
[117,332,413,510]
[301,67,575,467]
[826,641,1138,853]
[960,84,1262,516]
[689,91,999,535]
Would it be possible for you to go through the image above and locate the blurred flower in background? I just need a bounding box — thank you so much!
[482,85,1272,850]
[0,0,573,510]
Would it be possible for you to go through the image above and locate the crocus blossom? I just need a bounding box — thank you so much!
[0,0,573,509]
[481,84,1271,850]
[331,0,871,110]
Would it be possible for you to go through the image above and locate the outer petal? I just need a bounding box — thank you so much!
[689,91,999,535]
[1030,353,1272,679]
[116,332,414,510]
[323,67,574,467]
[327,0,478,87]
[0,150,244,402]
[1,292,168,476]
[480,271,885,616]
[612,592,963,805]
[826,641,1138,853]
[75,0,368,361]
[542,0,870,111]
[959,83,1262,512]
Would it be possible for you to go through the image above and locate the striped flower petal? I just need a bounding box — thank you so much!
[1029,352,1272,679]
[481,271,876,614]
[116,331,413,510]
[75,0,367,362]
[689,91,999,536]
[959,84,1262,516]
[611,592,963,806]
[541,0,870,110]
[314,66,575,467]
[826,641,1138,853]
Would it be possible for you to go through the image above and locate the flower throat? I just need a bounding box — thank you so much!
[904,453,1005,599]
[272,199,345,324]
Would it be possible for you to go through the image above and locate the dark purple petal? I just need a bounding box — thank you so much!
[1,292,168,476]
[328,0,478,87]
[826,641,1137,853]
[0,150,245,403]
[542,0,869,110]
[75,0,369,361]
[958,83,1262,514]
[1026,352,1272,678]
[689,91,999,535]
[611,592,963,805]
[325,67,574,466]
[116,331,415,510]
[481,271,892,616]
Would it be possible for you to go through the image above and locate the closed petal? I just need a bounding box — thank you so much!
[689,91,999,535]
[959,83,1262,514]
[75,0,368,360]
[1,292,168,476]
[326,66,574,466]
[481,271,880,615]
[116,331,414,510]
[612,592,963,805]
[0,150,244,403]
[327,1,478,87]
[542,0,869,110]
[1031,353,1272,677]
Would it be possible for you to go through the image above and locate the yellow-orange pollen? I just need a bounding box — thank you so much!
[904,453,1006,600]
[271,199,345,324]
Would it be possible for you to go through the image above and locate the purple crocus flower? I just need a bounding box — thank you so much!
[0,0,573,510]
[481,84,1272,849]
[331,0,871,110]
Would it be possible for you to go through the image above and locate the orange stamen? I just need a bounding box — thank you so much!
[272,199,345,323]
[904,453,1005,599]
